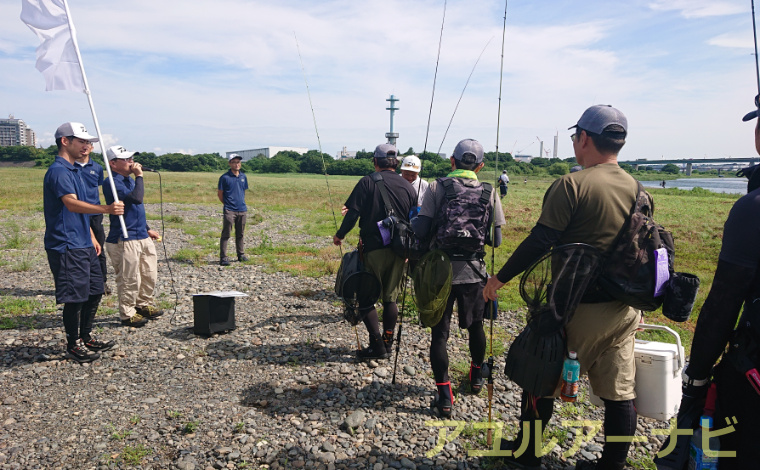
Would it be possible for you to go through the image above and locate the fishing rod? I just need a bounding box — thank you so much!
[294,33,362,351]
[392,0,449,385]
[436,37,494,155]
[753,0,760,101]
[422,0,447,155]
[486,0,509,448]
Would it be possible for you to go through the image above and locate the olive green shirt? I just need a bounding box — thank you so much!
[537,163,638,252]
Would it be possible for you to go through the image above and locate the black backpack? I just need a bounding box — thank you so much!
[370,172,425,260]
[596,182,675,311]
[435,177,493,257]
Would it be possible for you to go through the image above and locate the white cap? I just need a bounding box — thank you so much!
[54,122,98,142]
[228,153,242,161]
[106,145,139,161]
[400,156,422,173]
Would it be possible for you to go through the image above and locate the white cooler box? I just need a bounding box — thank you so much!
[589,324,684,422]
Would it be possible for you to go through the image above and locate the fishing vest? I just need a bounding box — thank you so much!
[434,177,493,258]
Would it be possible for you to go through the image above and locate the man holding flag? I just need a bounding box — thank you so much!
[44,122,124,363]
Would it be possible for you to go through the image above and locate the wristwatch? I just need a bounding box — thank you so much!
[682,370,710,387]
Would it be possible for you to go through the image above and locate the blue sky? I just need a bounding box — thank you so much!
[1,0,758,161]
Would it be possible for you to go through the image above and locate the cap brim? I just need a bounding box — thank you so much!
[743,109,759,122]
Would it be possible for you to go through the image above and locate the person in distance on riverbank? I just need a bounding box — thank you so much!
[218,153,250,266]
[44,122,123,363]
[103,146,163,328]
[333,144,416,360]
[484,105,640,470]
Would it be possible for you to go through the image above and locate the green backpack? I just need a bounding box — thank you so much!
[412,250,452,327]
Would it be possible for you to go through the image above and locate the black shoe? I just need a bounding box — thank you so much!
[469,361,485,395]
[497,439,542,470]
[238,254,249,262]
[220,257,231,266]
[356,344,390,361]
[121,314,149,327]
[574,459,623,470]
[432,382,454,418]
[66,339,101,363]
[83,336,116,352]
[137,305,164,320]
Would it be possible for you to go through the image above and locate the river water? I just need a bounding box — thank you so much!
[640,178,747,195]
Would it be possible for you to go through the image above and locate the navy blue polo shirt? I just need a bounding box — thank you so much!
[218,170,248,212]
[76,158,104,204]
[103,173,148,242]
[43,156,93,252]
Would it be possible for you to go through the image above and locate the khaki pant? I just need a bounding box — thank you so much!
[106,238,158,320]
[562,301,641,401]
[220,210,247,258]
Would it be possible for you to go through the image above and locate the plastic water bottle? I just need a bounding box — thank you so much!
[560,351,580,402]
[688,416,719,469]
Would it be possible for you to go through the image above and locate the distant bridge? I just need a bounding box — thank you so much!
[626,157,758,175]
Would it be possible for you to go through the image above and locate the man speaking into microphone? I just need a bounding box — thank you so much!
[103,145,164,328]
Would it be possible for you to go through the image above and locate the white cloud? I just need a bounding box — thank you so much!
[648,0,745,19]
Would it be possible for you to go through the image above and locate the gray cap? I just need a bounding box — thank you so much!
[54,122,99,142]
[373,143,398,159]
[742,95,759,121]
[568,105,627,135]
[106,145,140,161]
[453,139,484,164]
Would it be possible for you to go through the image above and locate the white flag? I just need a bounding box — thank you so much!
[20,0,85,92]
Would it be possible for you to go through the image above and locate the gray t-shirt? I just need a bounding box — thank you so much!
[419,176,506,284]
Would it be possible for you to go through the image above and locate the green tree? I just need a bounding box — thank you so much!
[661,163,680,175]
[548,162,569,176]
[265,155,299,173]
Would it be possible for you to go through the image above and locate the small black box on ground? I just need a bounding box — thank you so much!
[192,291,247,336]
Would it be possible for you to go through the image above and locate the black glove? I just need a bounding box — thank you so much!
[678,382,709,428]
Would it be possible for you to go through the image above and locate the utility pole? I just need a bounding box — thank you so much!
[385,95,400,146]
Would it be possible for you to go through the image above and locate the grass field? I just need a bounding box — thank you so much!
[0,167,742,350]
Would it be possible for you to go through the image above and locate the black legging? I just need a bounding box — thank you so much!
[62,294,102,348]
[600,397,637,469]
[361,302,399,339]
[431,319,486,383]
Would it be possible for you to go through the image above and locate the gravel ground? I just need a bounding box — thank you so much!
[0,206,670,470]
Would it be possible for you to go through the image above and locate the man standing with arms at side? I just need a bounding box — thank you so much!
[44,122,123,362]
[218,153,249,266]
[333,144,416,360]
[484,105,639,470]
[412,138,505,417]
[75,139,110,294]
[104,146,162,327]
[498,169,509,198]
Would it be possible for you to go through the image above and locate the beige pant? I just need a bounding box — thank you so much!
[562,301,641,401]
[106,238,158,320]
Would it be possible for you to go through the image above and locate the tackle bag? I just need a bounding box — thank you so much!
[371,172,427,260]
[596,182,675,312]
[411,249,452,328]
[334,249,381,325]
[435,178,493,256]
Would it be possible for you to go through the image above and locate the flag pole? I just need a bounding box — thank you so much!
[61,0,128,239]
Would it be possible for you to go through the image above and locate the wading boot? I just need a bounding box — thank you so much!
[356,334,390,361]
[382,329,394,354]
[431,382,454,418]
[468,361,485,395]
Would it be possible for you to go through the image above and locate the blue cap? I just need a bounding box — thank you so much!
[569,105,627,135]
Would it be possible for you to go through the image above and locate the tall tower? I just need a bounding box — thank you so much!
[385,94,399,146]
